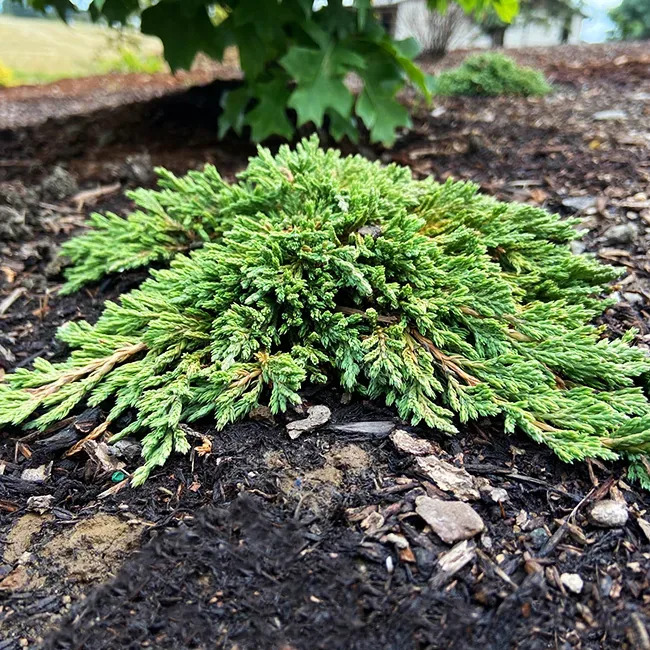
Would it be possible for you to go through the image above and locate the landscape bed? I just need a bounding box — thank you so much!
[0,42,649,650]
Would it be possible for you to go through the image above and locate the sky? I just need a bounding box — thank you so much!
[580,0,621,42]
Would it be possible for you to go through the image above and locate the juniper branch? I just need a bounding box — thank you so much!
[2,136,649,487]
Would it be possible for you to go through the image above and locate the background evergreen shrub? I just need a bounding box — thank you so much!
[434,52,551,96]
[1,138,649,487]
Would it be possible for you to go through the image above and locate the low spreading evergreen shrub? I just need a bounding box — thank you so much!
[434,52,551,97]
[2,137,649,487]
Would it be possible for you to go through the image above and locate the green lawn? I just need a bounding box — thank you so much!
[0,15,164,85]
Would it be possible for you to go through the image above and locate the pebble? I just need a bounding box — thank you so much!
[529,527,550,549]
[593,109,627,121]
[0,205,32,241]
[41,165,78,200]
[622,291,645,306]
[570,240,586,255]
[26,494,55,514]
[561,572,584,594]
[485,487,509,503]
[108,438,142,462]
[601,222,638,246]
[562,196,597,212]
[589,499,629,528]
[415,496,485,544]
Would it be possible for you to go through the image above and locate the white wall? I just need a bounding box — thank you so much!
[388,0,582,50]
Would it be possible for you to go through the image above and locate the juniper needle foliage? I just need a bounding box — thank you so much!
[2,137,650,487]
[435,52,551,97]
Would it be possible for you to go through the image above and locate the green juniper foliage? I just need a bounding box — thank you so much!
[2,137,650,487]
[434,52,551,97]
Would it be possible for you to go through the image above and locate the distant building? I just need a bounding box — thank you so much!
[374,0,584,51]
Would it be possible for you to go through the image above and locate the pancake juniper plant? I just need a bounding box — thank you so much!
[1,136,650,487]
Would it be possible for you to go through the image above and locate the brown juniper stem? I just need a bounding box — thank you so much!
[409,329,481,387]
[65,419,112,457]
[27,341,147,400]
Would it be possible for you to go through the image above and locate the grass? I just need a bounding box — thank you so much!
[0,15,165,85]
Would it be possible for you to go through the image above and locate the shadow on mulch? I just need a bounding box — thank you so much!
[37,495,567,650]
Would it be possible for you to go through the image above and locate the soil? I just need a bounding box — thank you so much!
[1,42,650,650]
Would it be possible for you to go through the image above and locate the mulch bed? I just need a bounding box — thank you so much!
[1,42,649,650]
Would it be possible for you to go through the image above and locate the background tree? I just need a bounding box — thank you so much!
[403,2,466,58]
[476,0,582,47]
[609,0,650,40]
[23,0,518,145]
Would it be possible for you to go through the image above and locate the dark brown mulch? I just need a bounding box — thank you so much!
[1,42,649,650]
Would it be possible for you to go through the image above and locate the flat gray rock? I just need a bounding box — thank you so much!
[329,420,395,437]
[593,109,627,121]
[415,455,480,501]
[415,496,485,544]
[562,196,597,212]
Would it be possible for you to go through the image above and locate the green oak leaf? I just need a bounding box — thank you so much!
[288,76,353,128]
[245,79,293,142]
[356,88,411,146]
[141,2,225,71]
[219,87,252,138]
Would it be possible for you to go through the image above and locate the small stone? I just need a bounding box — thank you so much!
[415,496,485,544]
[18,551,33,565]
[593,109,627,121]
[602,222,638,246]
[286,405,331,439]
[62,594,72,604]
[123,153,154,185]
[382,532,409,549]
[41,165,78,200]
[390,429,434,456]
[562,196,597,212]
[0,205,31,241]
[561,572,584,594]
[589,500,629,528]
[570,240,586,255]
[415,455,480,500]
[622,291,645,306]
[486,487,509,503]
[357,224,382,239]
[26,494,54,514]
[108,438,142,462]
[328,420,395,437]
[600,574,613,597]
[529,527,549,549]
